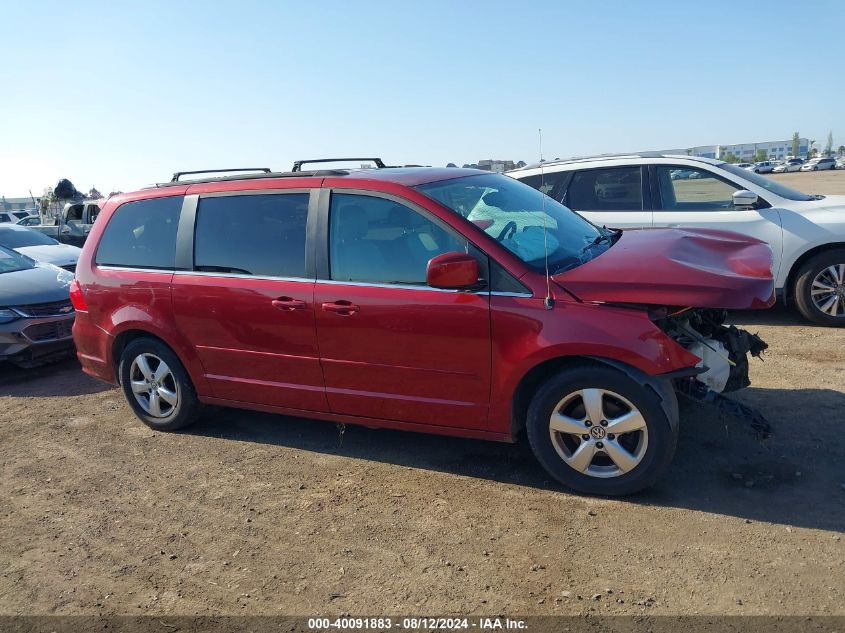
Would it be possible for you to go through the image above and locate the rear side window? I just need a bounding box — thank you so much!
[566,167,643,211]
[194,193,309,278]
[96,196,182,269]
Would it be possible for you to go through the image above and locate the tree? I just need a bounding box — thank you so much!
[808,140,817,158]
[791,132,800,157]
[754,149,767,163]
[824,131,833,157]
[838,146,845,157]
[722,152,738,163]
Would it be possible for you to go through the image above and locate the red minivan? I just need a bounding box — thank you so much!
[71,163,775,495]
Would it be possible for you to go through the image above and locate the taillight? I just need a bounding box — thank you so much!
[69,279,88,312]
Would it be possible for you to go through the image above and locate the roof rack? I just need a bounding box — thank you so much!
[292,157,386,172]
[170,168,272,183]
[150,169,349,189]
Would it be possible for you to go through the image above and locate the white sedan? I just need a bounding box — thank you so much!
[509,153,845,325]
[773,159,803,173]
[0,224,81,272]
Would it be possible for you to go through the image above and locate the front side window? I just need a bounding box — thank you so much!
[329,193,467,285]
[194,193,308,278]
[655,166,741,210]
[417,173,609,274]
[95,196,182,269]
[566,167,643,212]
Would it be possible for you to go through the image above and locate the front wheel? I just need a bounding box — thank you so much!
[793,249,845,326]
[119,337,202,430]
[526,366,677,495]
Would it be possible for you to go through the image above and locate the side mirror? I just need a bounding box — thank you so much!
[426,252,480,289]
[732,190,758,208]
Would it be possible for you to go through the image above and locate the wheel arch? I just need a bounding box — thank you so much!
[110,326,208,395]
[509,355,678,439]
[783,241,845,303]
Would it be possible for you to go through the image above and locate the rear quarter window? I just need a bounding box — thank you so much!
[95,196,183,269]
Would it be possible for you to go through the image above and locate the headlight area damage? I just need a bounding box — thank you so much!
[651,306,771,437]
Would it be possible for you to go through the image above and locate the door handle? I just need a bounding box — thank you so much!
[271,297,307,311]
[321,300,359,316]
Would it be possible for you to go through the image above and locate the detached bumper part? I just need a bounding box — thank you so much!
[677,378,772,439]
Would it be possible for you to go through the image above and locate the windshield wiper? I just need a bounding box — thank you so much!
[581,227,620,254]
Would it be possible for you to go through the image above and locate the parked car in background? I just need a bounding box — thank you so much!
[16,216,42,226]
[800,157,837,171]
[837,158,845,170]
[0,245,75,368]
[0,211,34,223]
[71,162,773,496]
[27,199,101,247]
[0,225,82,273]
[750,161,775,174]
[773,158,804,173]
[510,153,845,325]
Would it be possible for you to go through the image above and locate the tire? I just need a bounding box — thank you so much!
[526,366,677,496]
[119,337,202,431]
[793,249,845,326]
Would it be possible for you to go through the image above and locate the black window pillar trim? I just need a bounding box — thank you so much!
[311,187,331,281]
[641,166,654,211]
[175,194,197,271]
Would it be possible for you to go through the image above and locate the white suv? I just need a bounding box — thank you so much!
[509,154,845,325]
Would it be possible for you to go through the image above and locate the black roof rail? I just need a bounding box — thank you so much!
[292,157,386,172]
[170,168,272,183]
[150,169,350,189]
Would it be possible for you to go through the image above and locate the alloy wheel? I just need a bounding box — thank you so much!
[129,353,179,418]
[811,264,845,318]
[549,388,648,478]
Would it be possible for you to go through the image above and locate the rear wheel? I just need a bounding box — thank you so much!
[526,366,677,495]
[793,249,845,326]
[119,337,201,430]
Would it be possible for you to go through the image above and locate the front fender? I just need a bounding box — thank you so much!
[488,297,698,434]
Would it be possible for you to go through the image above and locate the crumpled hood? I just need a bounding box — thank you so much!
[14,243,81,267]
[0,263,74,306]
[552,228,775,309]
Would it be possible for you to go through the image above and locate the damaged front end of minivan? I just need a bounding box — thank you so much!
[552,227,776,435]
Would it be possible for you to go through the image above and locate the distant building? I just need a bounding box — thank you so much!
[661,138,810,161]
[474,159,518,173]
[0,196,39,213]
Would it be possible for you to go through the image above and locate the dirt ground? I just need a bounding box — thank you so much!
[1,172,843,618]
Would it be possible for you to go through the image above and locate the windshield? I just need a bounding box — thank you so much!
[0,227,58,248]
[0,245,35,274]
[720,163,813,201]
[416,173,613,274]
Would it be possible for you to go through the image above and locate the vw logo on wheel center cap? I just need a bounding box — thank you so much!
[590,426,607,440]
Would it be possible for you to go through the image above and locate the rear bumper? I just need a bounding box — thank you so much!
[0,315,75,367]
[71,312,117,384]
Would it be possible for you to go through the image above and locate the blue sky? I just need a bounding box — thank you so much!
[1,0,842,195]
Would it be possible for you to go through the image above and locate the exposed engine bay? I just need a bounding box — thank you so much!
[653,308,768,393]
